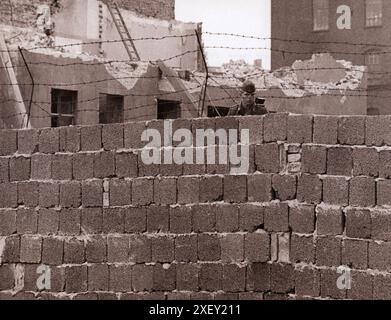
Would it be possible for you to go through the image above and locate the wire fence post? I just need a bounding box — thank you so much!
[195,29,209,117]
[18,46,34,128]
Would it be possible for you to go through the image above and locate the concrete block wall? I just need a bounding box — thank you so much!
[1,114,391,300]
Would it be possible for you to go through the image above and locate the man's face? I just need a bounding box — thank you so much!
[241,92,255,108]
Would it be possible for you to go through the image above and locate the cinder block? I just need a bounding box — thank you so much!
[175,235,197,262]
[199,263,222,291]
[272,174,296,201]
[102,123,123,150]
[20,235,42,263]
[265,203,289,232]
[349,177,376,207]
[222,264,246,293]
[316,236,341,267]
[191,117,216,145]
[38,208,59,235]
[289,204,315,234]
[94,152,115,178]
[132,178,154,206]
[64,238,85,264]
[322,176,349,206]
[216,204,239,232]
[244,232,270,262]
[198,234,221,261]
[81,208,103,234]
[153,263,176,291]
[342,239,368,269]
[9,157,30,182]
[51,154,73,180]
[65,266,88,293]
[124,121,147,149]
[338,117,365,145]
[103,208,124,233]
[379,150,391,179]
[72,153,94,180]
[0,235,20,262]
[199,175,223,202]
[247,174,272,202]
[88,264,109,292]
[59,208,80,236]
[377,180,391,206]
[132,264,153,292]
[224,175,247,203]
[353,148,379,177]
[81,125,102,151]
[0,130,17,156]
[221,234,244,262]
[16,208,38,234]
[320,269,347,299]
[177,176,199,204]
[270,263,294,294]
[147,205,169,232]
[297,174,322,204]
[18,129,39,154]
[316,207,344,236]
[346,271,372,300]
[192,204,216,232]
[60,181,81,208]
[239,204,264,232]
[82,180,103,208]
[0,209,16,235]
[366,116,391,147]
[172,118,192,147]
[239,116,263,144]
[371,210,391,241]
[170,206,192,234]
[0,265,15,291]
[313,116,338,145]
[374,274,391,300]
[345,209,371,239]
[255,144,281,173]
[137,151,160,177]
[42,237,63,265]
[154,177,177,205]
[246,263,271,292]
[129,234,151,263]
[302,145,327,174]
[59,126,80,153]
[31,154,52,181]
[17,181,39,207]
[0,158,8,183]
[327,147,353,176]
[239,293,264,300]
[290,234,314,263]
[39,128,59,154]
[369,241,391,272]
[109,179,131,206]
[115,152,138,178]
[107,235,129,263]
[39,182,59,208]
[176,264,199,292]
[85,235,106,263]
[287,114,313,144]
[151,236,175,262]
[294,267,320,297]
[0,183,17,209]
[264,113,288,142]
[124,207,147,233]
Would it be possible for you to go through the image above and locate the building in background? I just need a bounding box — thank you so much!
[271,0,389,114]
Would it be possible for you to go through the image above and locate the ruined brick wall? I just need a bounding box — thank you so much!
[0,114,390,300]
[106,0,175,20]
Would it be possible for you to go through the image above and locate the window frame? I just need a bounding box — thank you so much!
[366,0,383,27]
[50,88,77,127]
[313,0,330,32]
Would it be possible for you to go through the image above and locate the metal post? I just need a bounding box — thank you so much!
[195,29,209,117]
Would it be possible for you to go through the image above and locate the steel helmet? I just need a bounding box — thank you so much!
[241,80,256,94]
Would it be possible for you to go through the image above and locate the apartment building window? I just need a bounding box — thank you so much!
[366,0,383,27]
[313,0,329,31]
[51,89,77,127]
[365,51,382,85]
[157,99,181,119]
[99,93,124,124]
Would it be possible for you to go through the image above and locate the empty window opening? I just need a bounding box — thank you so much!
[207,106,230,118]
[99,94,124,124]
[313,0,329,31]
[157,99,181,120]
[51,89,77,127]
[366,0,383,27]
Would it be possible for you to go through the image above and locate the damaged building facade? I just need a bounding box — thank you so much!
[0,0,202,129]
[271,0,390,115]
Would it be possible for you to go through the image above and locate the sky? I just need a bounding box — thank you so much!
[175,0,271,69]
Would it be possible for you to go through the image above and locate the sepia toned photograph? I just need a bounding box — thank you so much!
[0,0,388,310]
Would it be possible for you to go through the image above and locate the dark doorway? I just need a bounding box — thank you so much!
[157,99,181,119]
[99,94,124,124]
[51,89,77,127]
[207,106,230,117]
